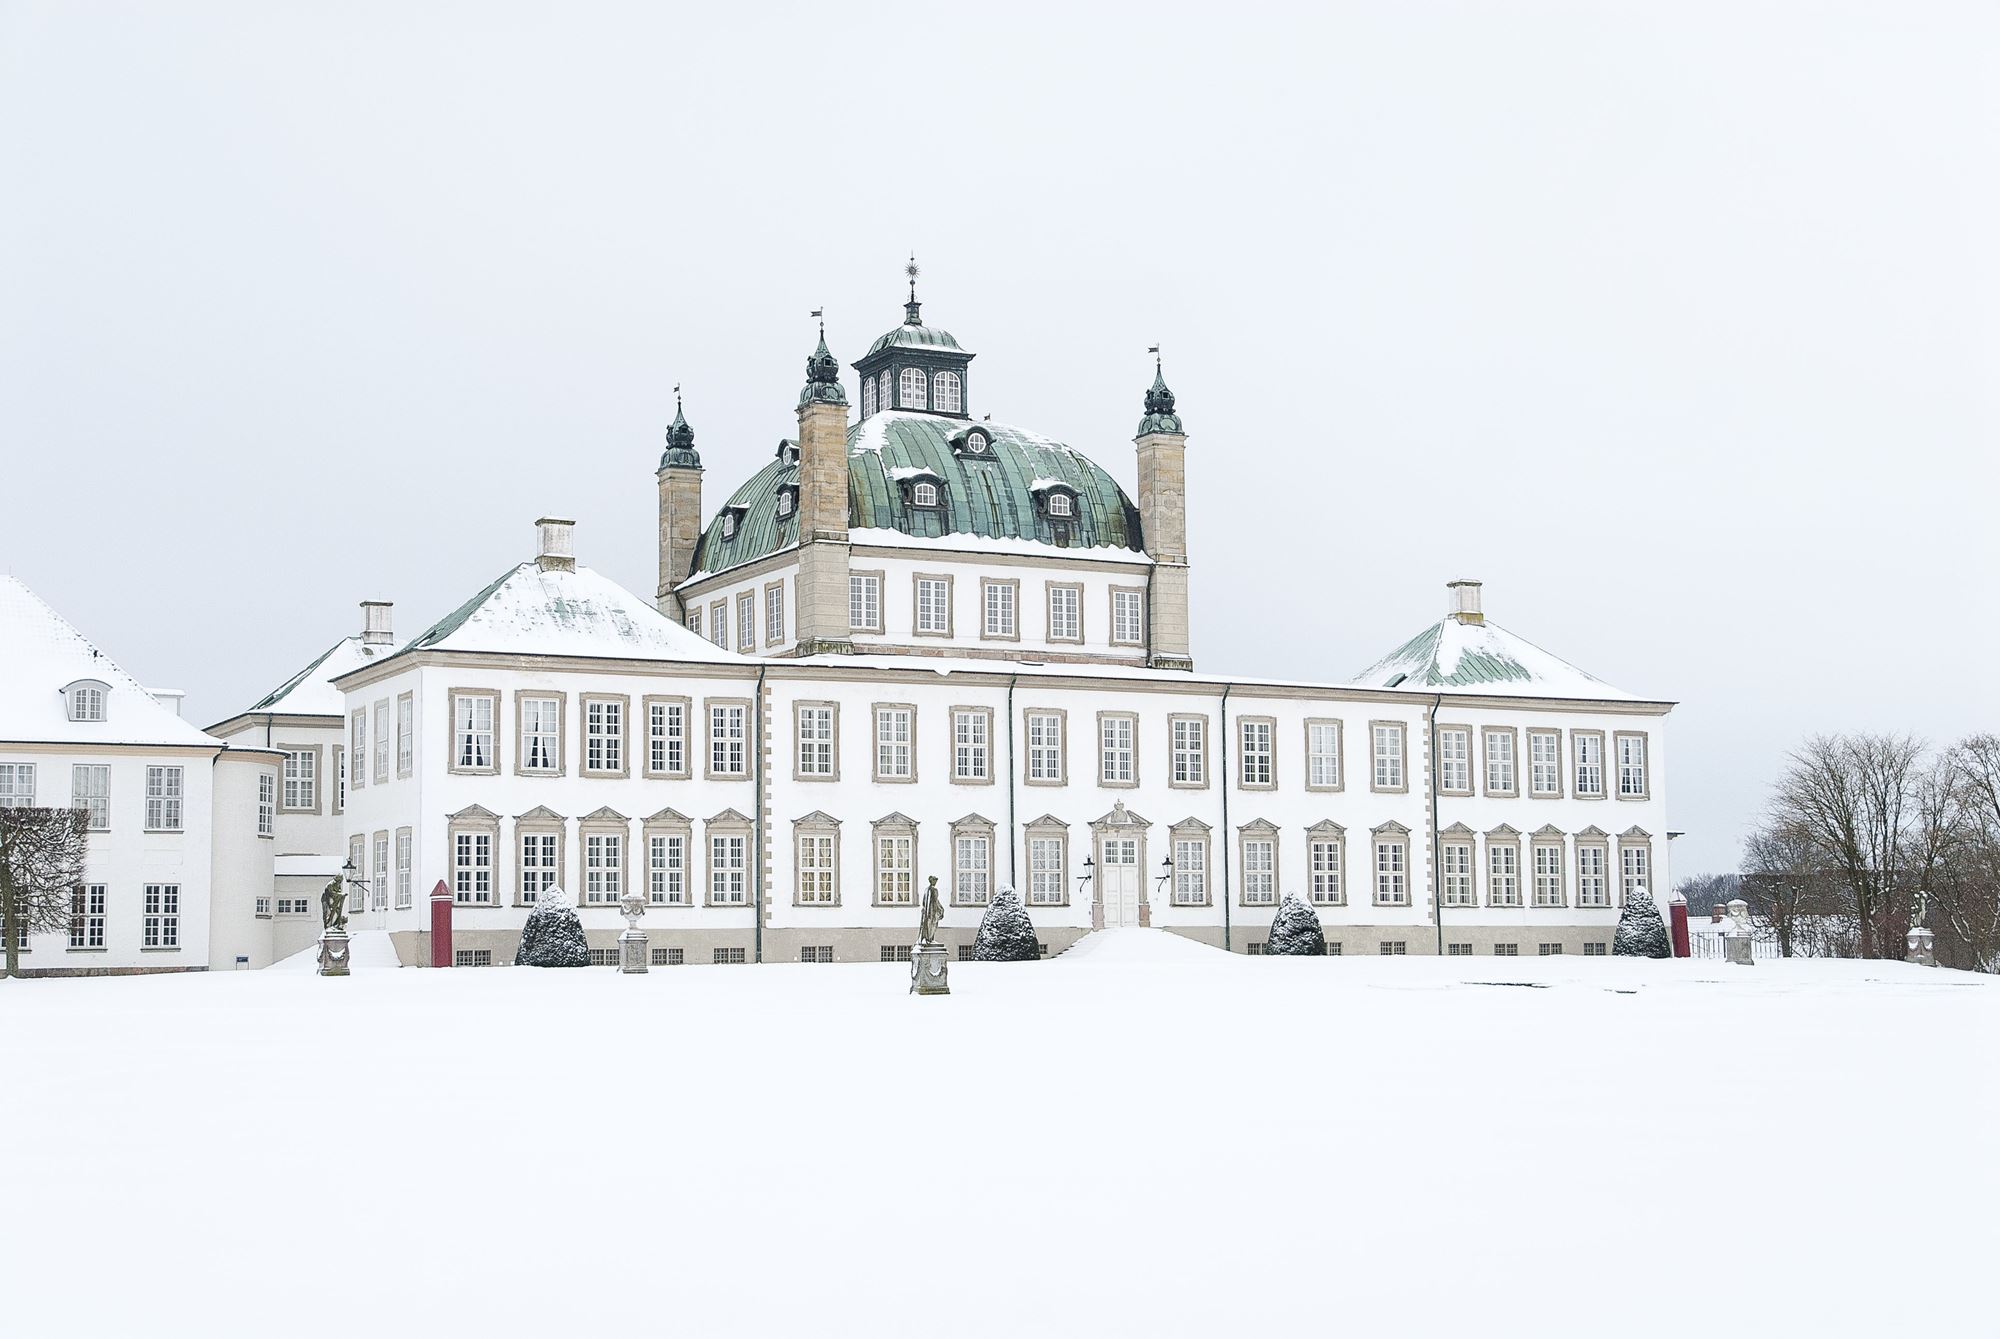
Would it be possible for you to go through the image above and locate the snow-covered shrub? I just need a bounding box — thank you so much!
[1612,884,1672,958]
[1265,894,1327,956]
[972,886,1040,961]
[514,885,589,968]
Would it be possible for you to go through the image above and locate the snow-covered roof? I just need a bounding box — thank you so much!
[1351,615,1637,701]
[401,562,740,663]
[244,636,392,717]
[0,576,220,747]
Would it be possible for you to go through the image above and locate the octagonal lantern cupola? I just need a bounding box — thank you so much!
[852,257,974,420]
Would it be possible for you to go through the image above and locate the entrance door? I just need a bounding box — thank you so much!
[1102,838,1140,928]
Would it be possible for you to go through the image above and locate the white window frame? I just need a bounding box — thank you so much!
[1170,714,1207,788]
[1371,721,1406,792]
[1488,838,1522,907]
[1373,833,1409,906]
[583,696,626,776]
[951,707,992,784]
[873,704,915,783]
[1533,842,1566,908]
[933,370,962,414]
[765,583,785,645]
[795,822,838,906]
[372,699,391,785]
[144,765,183,832]
[874,825,916,906]
[981,578,1018,640]
[1027,827,1068,907]
[1577,842,1611,908]
[257,774,275,837]
[518,828,560,905]
[1240,831,1277,906]
[795,702,838,780]
[899,366,928,410]
[520,694,563,774]
[849,572,883,634]
[451,691,498,773]
[1309,833,1345,907]
[1171,831,1209,906]
[1574,731,1606,798]
[1441,839,1474,907]
[1438,726,1472,795]
[583,831,625,905]
[648,829,689,906]
[396,692,414,778]
[141,883,179,949]
[646,697,689,779]
[1025,709,1066,786]
[914,574,953,636]
[1616,732,1650,799]
[69,883,106,950]
[1305,719,1342,791]
[1098,712,1137,787]
[281,749,316,813]
[1238,717,1275,789]
[706,701,749,779]
[1046,583,1082,643]
[708,829,748,905]
[1529,730,1563,797]
[71,763,110,830]
[1109,587,1145,647]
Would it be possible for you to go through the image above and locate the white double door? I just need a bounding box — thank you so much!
[1100,837,1141,928]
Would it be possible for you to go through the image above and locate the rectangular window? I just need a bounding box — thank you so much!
[709,833,747,904]
[796,704,836,778]
[1446,942,1473,957]
[797,832,836,905]
[1494,942,1519,957]
[1583,941,1608,957]
[954,833,991,905]
[1306,721,1341,790]
[1372,723,1405,791]
[952,709,990,782]
[257,774,276,837]
[1441,841,1473,907]
[373,699,390,784]
[453,949,495,968]
[983,581,1017,638]
[1028,836,1066,905]
[915,576,952,635]
[584,833,623,903]
[1026,711,1064,784]
[0,762,33,808]
[737,592,756,651]
[69,884,106,950]
[1374,838,1408,905]
[649,833,687,905]
[1574,733,1605,797]
[1529,731,1562,796]
[372,832,389,911]
[801,946,834,964]
[849,573,882,632]
[144,766,183,831]
[584,698,624,774]
[1539,942,1565,956]
[1485,729,1516,795]
[709,601,728,648]
[396,694,414,776]
[1239,718,1274,788]
[874,705,914,781]
[348,837,364,912]
[1488,843,1521,907]
[142,883,179,948]
[71,764,110,830]
[1379,940,1407,956]
[1617,734,1649,798]
[395,830,412,909]
[453,693,495,771]
[453,831,493,904]
[876,833,915,904]
[1171,716,1206,787]
[1577,845,1610,908]
[351,709,368,788]
[1533,844,1565,907]
[1172,836,1207,905]
[766,584,785,644]
[1438,727,1471,793]
[334,747,345,813]
[1621,845,1651,906]
[282,750,316,811]
[880,944,914,964]
[648,699,687,777]
[1111,588,1144,645]
[714,947,747,965]
[708,703,747,777]
[520,832,558,904]
[521,695,561,773]
[1309,837,1344,905]
[1099,714,1135,786]
[1242,837,1276,905]
[1047,584,1081,642]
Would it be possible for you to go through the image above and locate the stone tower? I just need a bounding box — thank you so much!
[655,394,703,620]
[1134,360,1192,671]
[792,327,854,656]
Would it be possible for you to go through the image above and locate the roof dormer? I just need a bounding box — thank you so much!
[61,678,109,722]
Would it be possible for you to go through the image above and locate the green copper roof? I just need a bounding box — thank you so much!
[688,412,1145,581]
[1352,616,1633,700]
[863,322,964,358]
[1137,365,1184,435]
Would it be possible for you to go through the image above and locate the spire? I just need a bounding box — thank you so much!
[798,314,849,410]
[660,384,701,470]
[1137,347,1184,435]
[904,254,922,326]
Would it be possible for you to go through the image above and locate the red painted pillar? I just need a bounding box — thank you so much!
[429,880,454,967]
[1669,896,1691,958]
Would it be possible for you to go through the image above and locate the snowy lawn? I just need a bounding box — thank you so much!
[3,931,1993,1338]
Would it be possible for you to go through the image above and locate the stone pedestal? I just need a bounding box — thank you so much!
[909,941,950,995]
[1722,897,1754,967]
[1906,926,1936,967]
[619,929,650,975]
[318,930,351,977]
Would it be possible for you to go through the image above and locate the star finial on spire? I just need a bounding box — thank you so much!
[904,255,923,325]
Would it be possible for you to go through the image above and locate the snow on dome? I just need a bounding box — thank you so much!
[0,575,220,747]
[1352,614,1639,701]
[403,562,738,663]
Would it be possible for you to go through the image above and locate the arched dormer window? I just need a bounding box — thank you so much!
[63,679,109,722]
[720,505,747,541]
[933,371,962,415]
[776,486,797,519]
[912,481,940,508]
[861,377,877,417]
[900,367,928,411]
[1047,493,1073,518]
[963,429,988,455]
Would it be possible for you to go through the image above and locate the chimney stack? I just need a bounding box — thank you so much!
[1711,904,1726,924]
[1447,579,1484,625]
[536,517,576,572]
[360,601,394,646]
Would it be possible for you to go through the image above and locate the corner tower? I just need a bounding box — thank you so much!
[1135,357,1192,671]
[655,391,703,619]
[793,325,854,656]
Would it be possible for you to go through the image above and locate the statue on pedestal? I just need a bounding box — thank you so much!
[617,889,650,974]
[910,876,950,996]
[318,875,352,977]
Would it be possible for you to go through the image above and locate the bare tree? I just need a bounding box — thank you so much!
[1767,734,1926,958]
[1933,735,2000,970]
[0,806,90,978]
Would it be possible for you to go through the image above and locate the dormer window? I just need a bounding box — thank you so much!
[63,679,109,722]
[912,482,940,508]
[960,429,989,456]
[899,367,928,410]
[1047,493,1073,518]
[720,506,747,541]
[776,486,797,519]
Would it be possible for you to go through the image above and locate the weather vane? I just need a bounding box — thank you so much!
[907,254,920,301]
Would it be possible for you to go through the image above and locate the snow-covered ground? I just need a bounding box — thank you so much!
[2,931,1993,1338]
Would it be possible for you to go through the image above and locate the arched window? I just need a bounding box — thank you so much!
[63,680,108,722]
[913,482,939,508]
[721,513,738,540]
[900,367,928,410]
[776,488,795,518]
[933,371,962,415]
[861,377,877,417]
[878,371,892,412]
[1047,493,1073,518]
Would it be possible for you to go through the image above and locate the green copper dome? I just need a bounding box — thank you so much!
[863,299,964,358]
[687,412,1145,581]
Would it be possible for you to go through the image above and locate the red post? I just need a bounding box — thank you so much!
[1669,896,1691,958]
[429,880,454,967]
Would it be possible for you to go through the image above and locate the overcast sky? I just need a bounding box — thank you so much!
[3,2,1994,875]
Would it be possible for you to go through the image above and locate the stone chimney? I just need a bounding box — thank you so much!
[536,517,576,572]
[360,600,394,646]
[1447,579,1484,625]
[1134,356,1192,671]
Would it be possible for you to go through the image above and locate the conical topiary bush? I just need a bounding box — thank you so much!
[972,886,1040,961]
[514,884,590,967]
[1265,893,1327,956]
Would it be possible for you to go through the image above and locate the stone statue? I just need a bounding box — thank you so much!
[321,877,349,934]
[918,875,944,946]
[1912,889,1929,930]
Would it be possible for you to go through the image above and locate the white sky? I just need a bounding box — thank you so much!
[3,2,1994,876]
